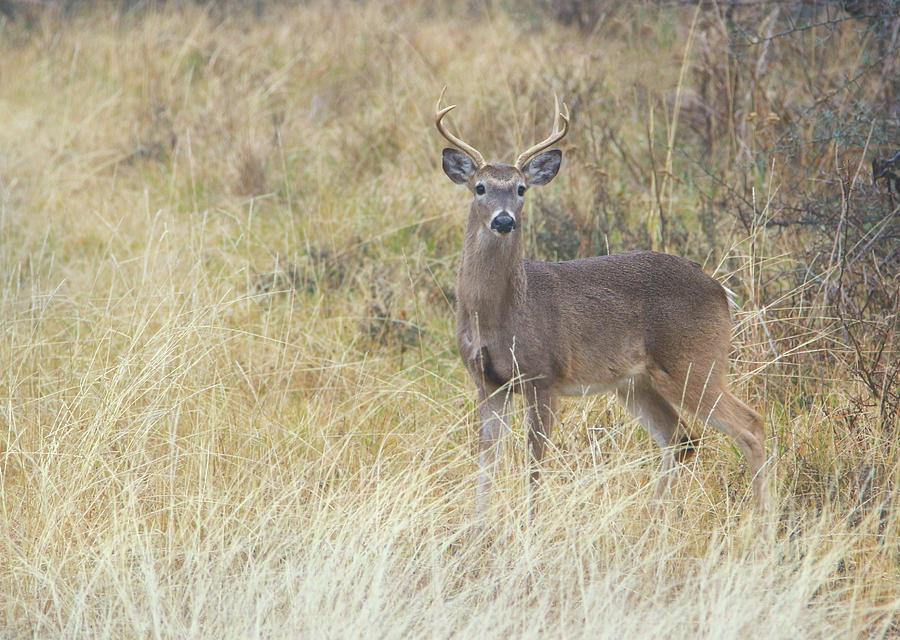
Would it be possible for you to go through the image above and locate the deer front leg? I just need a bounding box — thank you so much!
[475,391,510,524]
[526,386,556,518]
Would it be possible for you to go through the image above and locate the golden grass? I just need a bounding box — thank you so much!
[1,2,898,637]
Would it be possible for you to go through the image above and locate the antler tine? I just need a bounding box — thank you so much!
[514,93,570,170]
[435,86,486,168]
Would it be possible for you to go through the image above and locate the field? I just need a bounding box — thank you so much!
[1,1,899,637]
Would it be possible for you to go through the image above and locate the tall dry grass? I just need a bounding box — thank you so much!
[1,2,898,637]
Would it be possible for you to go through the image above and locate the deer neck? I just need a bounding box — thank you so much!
[457,209,526,337]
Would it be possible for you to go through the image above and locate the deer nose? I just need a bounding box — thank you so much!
[490,214,516,234]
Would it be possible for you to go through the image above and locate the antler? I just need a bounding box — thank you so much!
[514,94,569,170]
[435,87,486,168]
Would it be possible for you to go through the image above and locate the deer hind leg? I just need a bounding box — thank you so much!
[525,386,556,517]
[707,391,769,507]
[617,384,697,498]
[650,365,769,507]
[475,391,511,523]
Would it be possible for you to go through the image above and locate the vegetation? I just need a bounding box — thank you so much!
[0,1,897,637]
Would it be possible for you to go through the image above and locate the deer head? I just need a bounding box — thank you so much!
[436,88,569,237]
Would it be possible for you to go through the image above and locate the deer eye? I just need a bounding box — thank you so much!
[475,184,486,195]
[517,185,526,196]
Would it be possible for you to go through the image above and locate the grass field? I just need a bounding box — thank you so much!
[1,1,899,637]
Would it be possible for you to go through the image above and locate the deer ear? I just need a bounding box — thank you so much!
[522,149,562,186]
[442,148,477,185]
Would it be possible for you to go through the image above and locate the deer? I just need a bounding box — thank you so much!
[435,88,770,521]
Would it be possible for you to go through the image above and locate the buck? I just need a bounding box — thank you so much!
[435,89,769,518]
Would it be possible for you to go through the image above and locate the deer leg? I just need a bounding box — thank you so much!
[650,366,769,508]
[704,391,770,508]
[475,391,510,523]
[526,386,556,517]
[617,384,691,498]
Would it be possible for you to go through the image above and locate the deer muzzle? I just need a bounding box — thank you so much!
[490,213,517,235]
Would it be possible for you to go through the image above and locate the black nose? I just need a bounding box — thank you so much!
[490,214,516,234]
